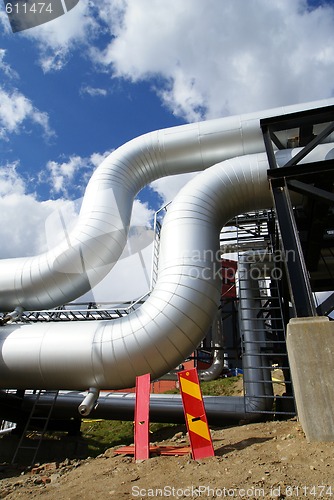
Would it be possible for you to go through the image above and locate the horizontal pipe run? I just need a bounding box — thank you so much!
[1,391,269,426]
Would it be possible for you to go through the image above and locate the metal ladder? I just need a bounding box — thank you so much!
[11,390,59,465]
[233,212,295,417]
[238,262,288,407]
[150,202,171,289]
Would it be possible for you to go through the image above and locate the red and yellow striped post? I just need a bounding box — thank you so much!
[177,368,215,460]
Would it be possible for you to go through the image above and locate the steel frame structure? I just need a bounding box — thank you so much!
[261,105,334,317]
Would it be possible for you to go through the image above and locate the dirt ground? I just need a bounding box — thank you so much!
[1,417,334,499]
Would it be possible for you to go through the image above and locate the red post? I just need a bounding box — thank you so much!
[178,368,215,460]
[134,373,151,461]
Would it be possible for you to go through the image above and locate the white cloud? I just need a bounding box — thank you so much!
[42,149,113,198]
[45,155,87,195]
[78,198,155,303]
[131,199,155,227]
[39,47,70,73]
[93,0,334,121]
[22,0,99,72]
[150,172,198,205]
[0,86,54,139]
[7,1,334,117]
[93,0,127,35]
[0,10,11,33]
[0,161,25,197]
[0,154,155,272]
[0,51,53,139]
[80,85,108,97]
[90,150,114,168]
[0,155,155,301]
[0,49,18,79]
[0,162,76,258]
[36,148,156,298]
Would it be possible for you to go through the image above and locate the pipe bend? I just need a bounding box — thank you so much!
[1,99,332,312]
[1,144,332,391]
[198,311,225,382]
[1,306,23,325]
[78,388,100,416]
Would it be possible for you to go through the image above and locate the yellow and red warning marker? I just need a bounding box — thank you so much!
[177,368,215,460]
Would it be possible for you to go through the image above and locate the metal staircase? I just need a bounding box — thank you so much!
[238,263,295,416]
[150,203,170,289]
[231,211,295,417]
[11,390,59,465]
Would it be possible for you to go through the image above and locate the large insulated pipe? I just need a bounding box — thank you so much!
[1,143,333,391]
[161,310,226,382]
[0,390,260,425]
[238,257,273,401]
[0,99,333,312]
[198,311,225,382]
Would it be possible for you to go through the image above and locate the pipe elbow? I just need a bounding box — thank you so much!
[78,387,100,417]
[1,306,23,324]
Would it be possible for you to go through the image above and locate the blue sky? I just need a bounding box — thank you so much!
[1,0,334,301]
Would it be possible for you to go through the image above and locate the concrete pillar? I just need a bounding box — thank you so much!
[286,316,334,441]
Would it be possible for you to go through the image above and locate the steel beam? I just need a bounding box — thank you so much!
[270,179,316,317]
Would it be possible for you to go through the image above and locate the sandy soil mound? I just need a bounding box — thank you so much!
[1,418,333,499]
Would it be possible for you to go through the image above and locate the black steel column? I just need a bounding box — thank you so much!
[270,178,316,317]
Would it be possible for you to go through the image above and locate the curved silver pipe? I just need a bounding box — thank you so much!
[1,99,333,312]
[161,311,226,382]
[1,306,23,324]
[198,312,225,382]
[1,143,333,391]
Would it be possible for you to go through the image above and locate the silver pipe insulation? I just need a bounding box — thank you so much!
[199,250,287,384]
[0,423,16,435]
[1,143,333,393]
[238,257,273,400]
[0,99,333,312]
[78,387,100,416]
[159,311,225,382]
[198,311,225,382]
[1,152,271,390]
[1,306,23,325]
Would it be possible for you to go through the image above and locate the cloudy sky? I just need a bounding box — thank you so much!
[1,0,334,302]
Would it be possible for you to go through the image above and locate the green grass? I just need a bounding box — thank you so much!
[165,376,242,396]
[81,419,134,456]
[80,419,181,457]
[201,376,241,396]
[80,376,242,456]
